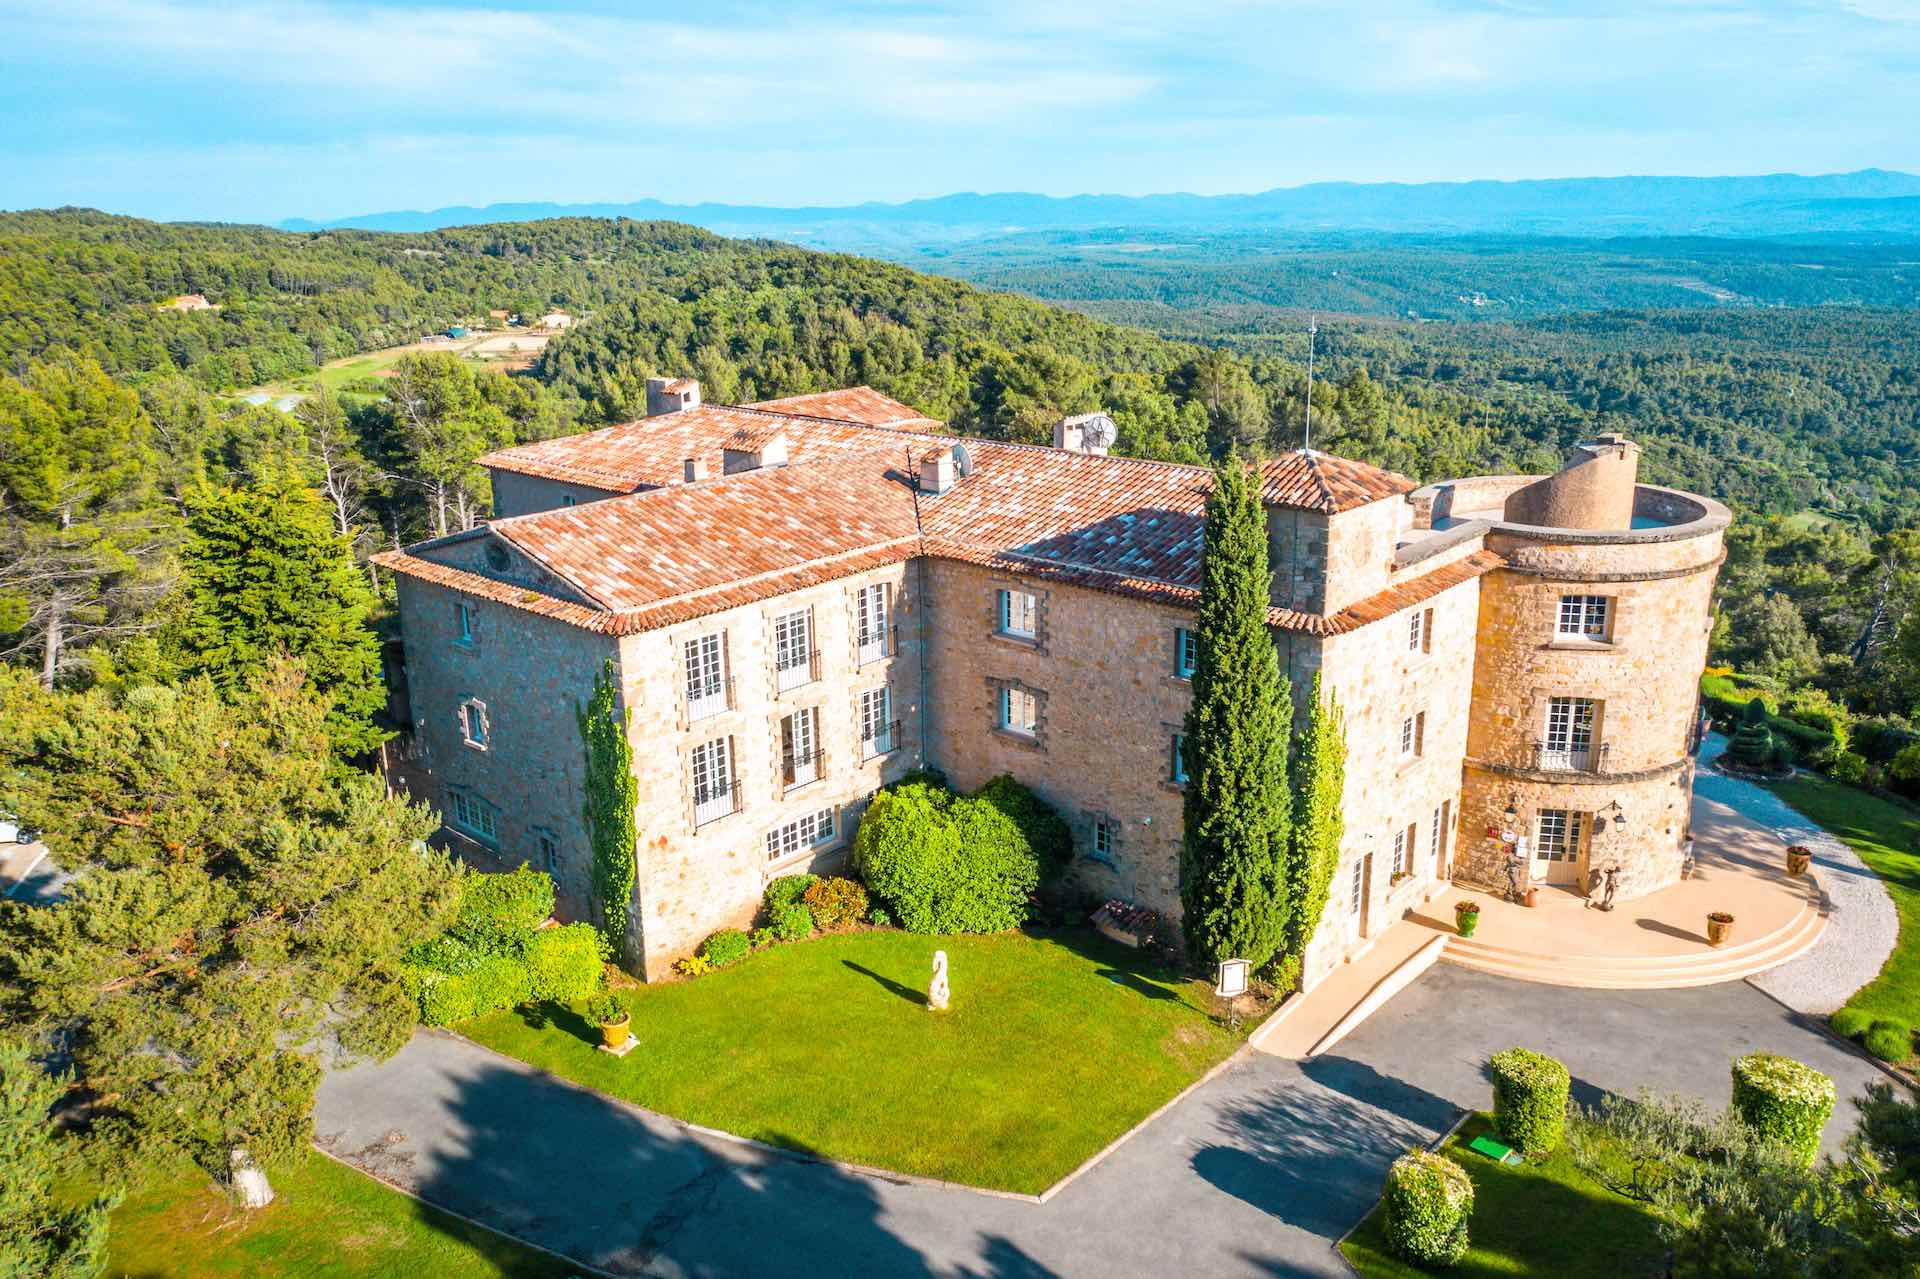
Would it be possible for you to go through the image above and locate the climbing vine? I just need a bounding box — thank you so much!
[1281,673,1347,989]
[578,659,638,956]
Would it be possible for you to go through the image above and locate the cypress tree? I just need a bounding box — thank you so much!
[1282,673,1347,986]
[0,1034,111,1278]
[1180,457,1293,970]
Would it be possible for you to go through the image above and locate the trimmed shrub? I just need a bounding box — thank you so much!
[411,954,533,1026]
[854,780,1040,934]
[749,926,777,949]
[1826,750,1868,785]
[1891,744,1920,789]
[764,874,819,916]
[456,864,555,938]
[802,876,869,931]
[771,903,814,942]
[1382,1148,1473,1267]
[522,923,605,1002]
[1489,1047,1571,1155]
[1730,1052,1836,1166]
[675,953,713,978]
[1865,1019,1913,1063]
[585,993,625,1025]
[869,906,892,928]
[972,773,1072,882]
[1855,715,1919,765]
[697,928,752,969]
[1785,687,1851,752]
[1831,1006,1874,1040]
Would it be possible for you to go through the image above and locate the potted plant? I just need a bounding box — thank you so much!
[1785,844,1812,877]
[587,993,630,1050]
[1707,911,1735,947]
[1454,900,1481,938]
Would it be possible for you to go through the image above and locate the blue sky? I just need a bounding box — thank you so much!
[4,0,1918,224]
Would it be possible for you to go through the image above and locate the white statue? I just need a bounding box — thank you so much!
[928,950,950,1011]
[229,1146,274,1209]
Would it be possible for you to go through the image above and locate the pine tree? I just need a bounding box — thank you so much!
[1180,457,1293,969]
[0,1034,112,1278]
[1282,674,1347,986]
[171,482,388,756]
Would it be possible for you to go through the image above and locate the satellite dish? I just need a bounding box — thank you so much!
[953,442,974,477]
[1081,414,1118,451]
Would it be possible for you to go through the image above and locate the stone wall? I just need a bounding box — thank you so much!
[488,469,625,519]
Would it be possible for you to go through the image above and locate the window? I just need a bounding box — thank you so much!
[1407,610,1424,652]
[1557,595,1612,643]
[773,609,815,692]
[456,602,475,646]
[765,808,837,862]
[1091,819,1117,866]
[856,584,890,664]
[1543,697,1598,770]
[1175,627,1197,679]
[448,790,497,843]
[561,495,577,507]
[1428,804,1444,873]
[539,832,559,873]
[1536,809,1587,862]
[997,588,1038,640]
[684,632,728,721]
[1171,733,1189,784]
[780,708,820,789]
[459,698,489,750]
[1399,711,1425,759]
[1393,823,1415,876]
[691,737,736,826]
[999,686,1039,736]
[860,687,895,758]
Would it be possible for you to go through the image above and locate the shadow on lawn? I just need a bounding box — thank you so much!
[842,960,927,1005]
[399,1059,1061,1277]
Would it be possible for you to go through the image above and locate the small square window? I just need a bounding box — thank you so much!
[1175,627,1197,679]
[1557,595,1611,642]
[999,687,1038,736]
[561,495,577,507]
[448,790,498,843]
[997,589,1038,640]
[460,698,490,750]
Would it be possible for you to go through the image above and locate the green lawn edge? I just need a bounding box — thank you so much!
[1340,1114,1664,1279]
[459,927,1249,1196]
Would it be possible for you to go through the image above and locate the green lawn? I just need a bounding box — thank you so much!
[1342,1115,1663,1279]
[1768,772,1920,1026]
[461,927,1247,1195]
[104,1153,571,1279]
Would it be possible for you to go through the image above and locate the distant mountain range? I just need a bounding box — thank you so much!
[280,171,1920,247]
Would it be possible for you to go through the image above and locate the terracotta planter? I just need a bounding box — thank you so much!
[1455,907,1480,938]
[599,1014,631,1050]
[1706,913,1735,947]
[1522,887,1539,909]
[1786,846,1812,877]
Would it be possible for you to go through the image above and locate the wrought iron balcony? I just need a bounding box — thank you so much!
[775,648,821,693]
[693,778,742,827]
[1530,740,1610,774]
[782,746,823,790]
[857,624,896,667]
[862,719,902,760]
[686,675,734,724]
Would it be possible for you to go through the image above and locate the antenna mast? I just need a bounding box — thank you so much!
[1303,312,1318,453]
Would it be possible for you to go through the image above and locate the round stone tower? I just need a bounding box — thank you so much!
[1412,440,1730,901]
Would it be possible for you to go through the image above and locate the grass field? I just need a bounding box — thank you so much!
[1768,772,1920,1028]
[461,927,1248,1195]
[1341,1114,1663,1279]
[104,1153,571,1279]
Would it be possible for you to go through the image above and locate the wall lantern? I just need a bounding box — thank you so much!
[1599,799,1627,834]
[1503,796,1519,824]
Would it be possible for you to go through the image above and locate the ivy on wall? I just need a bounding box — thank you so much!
[578,659,638,956]
[1283,673,1348,986]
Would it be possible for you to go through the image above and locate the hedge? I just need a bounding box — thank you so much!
[697,928,752,969]
[801,876,868,931]
[853,780,1040,934]
[404,868,601,1024]
[764,874,819,915]
[409,954,533,1026]
[1382,1148,1473,1267]
[973,773,1073,882]
[1730,1052,1836,1166]
[1489,1047,1571,1155]
[1701,671,1837,764]
[522,923,606,1002]
[1831,1006,1874,1040]
[1864,1019,1913,1063]
[455,864,555,937]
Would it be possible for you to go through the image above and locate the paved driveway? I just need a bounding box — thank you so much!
[314,969,1889,1279]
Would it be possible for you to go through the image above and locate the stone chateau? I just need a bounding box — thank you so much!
[375,379,1728,985]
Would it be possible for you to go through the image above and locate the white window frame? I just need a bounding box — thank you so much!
[459,697,490,750]
[1557,595,1612,643]
[1091,819,1116,866]
[1393,823,1415,876]
[1536,809,1587,862]
[1399,711,1424,760]
[1407,610,1424,652]
[1543,697,1598,771]
[765,807,837,863]
[860,686,894,759]
[1428,804,1443,872]
[691,736,736,827]
[685,632,728,722]
[1175,627,1197,680]
[999,686,1038,737]
[448,790,498,844]
[773,609,815,693]
[856,584,890,665]
[997,588,1038,641]
[781,707,820,790]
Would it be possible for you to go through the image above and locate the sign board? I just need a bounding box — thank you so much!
[1214,958,1250,1000]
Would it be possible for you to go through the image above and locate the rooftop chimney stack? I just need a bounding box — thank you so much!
[722,431,789,475]
[918,446,956,495]
[646,377,702,418]
[1053,411,1117,456]
[683,457,710,484]
[1501,433,1642,530]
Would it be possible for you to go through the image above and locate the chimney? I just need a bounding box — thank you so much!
[918,446,955,495]
[1501,434,1642,530]
[722,431,788,475]
[646,376,702,418]
[1053,411,1116,456]
[683,457,709,484]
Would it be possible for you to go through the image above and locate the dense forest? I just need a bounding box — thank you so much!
[4,208,1920,760]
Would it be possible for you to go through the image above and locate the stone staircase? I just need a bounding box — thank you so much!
[1429,883,1827,990]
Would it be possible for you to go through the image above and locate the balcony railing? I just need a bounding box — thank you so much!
[857,625,895,667]
[782,746,823,791]
[686,675,734,724]
[862,719,902,760]
[1532,741,1609,774]
[693,778,742,827]
[775,648,821,693]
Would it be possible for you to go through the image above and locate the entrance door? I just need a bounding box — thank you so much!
[1348,853,1374,941]
[1535,809,1588,886]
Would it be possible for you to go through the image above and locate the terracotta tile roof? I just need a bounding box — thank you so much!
[1259,450,1418,513]
[748,386,933,428]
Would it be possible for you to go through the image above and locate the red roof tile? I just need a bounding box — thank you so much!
[748,386,933,427]
[1259,450,1418,513]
